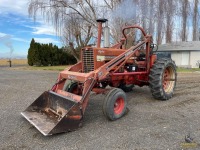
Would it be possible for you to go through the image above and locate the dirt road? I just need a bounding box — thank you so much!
[0,68,200,150]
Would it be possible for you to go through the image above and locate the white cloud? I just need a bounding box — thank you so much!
[32,24,57,36]
[0,32,7,37]
[0,0,29,16]
[0,0,57,37]
[12,38,29,43]
[0,0,61,50]
[34,38,59,44]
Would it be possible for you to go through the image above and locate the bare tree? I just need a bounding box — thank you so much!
[29,0,116,61]
[181,0,189,41]
[61,13,93,60]
[156,0,165,44]
[109,0,138,43]
[28,0,199,53]
[193,0,199,41]
[165,0,175,43]
[148,0,155,34]
[139,0,148,30]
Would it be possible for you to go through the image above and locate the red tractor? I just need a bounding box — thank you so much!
[22,19,177,136]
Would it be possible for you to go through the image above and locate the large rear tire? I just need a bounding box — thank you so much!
[103,88,127,120]
[149,58,177,100]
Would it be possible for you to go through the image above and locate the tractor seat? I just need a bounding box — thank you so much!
[137,53,146,61]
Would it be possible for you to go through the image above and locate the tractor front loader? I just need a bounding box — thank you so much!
[21,19,177,136]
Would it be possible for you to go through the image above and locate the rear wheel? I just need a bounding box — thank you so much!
[149,58,177,100]
[103,88,127,120]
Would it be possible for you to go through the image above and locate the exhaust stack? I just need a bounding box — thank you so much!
[104,21,110,47]
[96,19,108,48]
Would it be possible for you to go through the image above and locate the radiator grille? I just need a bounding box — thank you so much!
[82,49,94,73]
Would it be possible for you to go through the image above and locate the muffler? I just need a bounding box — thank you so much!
[21,91,83,136]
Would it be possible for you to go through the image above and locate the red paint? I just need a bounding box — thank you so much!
[114,97,125,115]
[52,24,155,115]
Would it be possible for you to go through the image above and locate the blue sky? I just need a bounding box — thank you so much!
[0,0,61,59]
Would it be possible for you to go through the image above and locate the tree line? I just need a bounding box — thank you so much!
[27,38,76,66]
[28,0,200,61]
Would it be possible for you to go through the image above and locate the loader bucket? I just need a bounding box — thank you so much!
[21,91,83,136]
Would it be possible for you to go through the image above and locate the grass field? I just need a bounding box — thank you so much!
[6,65,69,71]
[24,65,68,71]
[177,67,200,72]
[0,59,27,66]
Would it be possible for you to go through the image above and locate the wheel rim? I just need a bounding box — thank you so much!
[71,87,79,94]
[163,66,175,93]
[114,97,125,115]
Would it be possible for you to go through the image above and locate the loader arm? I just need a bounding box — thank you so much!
[95,40,146,81]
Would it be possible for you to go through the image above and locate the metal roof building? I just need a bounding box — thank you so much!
[158,41,200,68]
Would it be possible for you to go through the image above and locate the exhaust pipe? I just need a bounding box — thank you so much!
[104,21,110,47]
[96,18,108,48]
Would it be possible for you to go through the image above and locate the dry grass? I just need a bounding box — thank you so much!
[177,67,200,72]
[0,59,27,66]
[24,65,68,71]
[6,65,70,71]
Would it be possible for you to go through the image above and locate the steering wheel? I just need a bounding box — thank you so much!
[122,25,147,40]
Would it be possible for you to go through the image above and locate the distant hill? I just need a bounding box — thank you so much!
[0,52,27,59]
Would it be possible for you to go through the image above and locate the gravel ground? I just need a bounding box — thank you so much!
[0,67,200,150]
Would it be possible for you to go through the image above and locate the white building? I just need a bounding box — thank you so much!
[158,41,200,68]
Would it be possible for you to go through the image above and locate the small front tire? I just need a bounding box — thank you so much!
[63,81,80,95]
[103,88,127,120]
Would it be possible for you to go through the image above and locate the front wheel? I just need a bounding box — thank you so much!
[63,81,81,95]
[103,88,127,120]
[149,58,177,100]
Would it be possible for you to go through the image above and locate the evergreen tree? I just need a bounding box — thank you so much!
[27,38,35,66]
[27,38,77,66]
